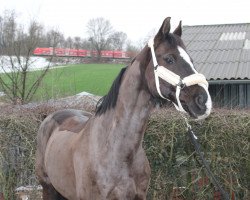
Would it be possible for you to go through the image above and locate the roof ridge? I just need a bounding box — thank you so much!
[183,22,250,28]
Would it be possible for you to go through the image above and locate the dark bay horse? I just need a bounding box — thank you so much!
[35,17,212,200]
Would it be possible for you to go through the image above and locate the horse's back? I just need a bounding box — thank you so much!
[35,109,92,198]
[36,109,92,155]
[52,109,92,133]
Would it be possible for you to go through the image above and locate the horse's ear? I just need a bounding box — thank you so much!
[173,20,182,37]
[161,17,171,35]
[154,17,171,42]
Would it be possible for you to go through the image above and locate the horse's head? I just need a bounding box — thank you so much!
[145,17,212,120]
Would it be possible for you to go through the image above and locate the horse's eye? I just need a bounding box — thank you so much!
[164,55,175,64]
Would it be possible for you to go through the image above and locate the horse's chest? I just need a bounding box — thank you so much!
[92,153,150,199]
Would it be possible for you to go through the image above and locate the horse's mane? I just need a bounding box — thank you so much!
[95,67,127,116]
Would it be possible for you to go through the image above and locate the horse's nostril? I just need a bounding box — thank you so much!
[195,95,206,109]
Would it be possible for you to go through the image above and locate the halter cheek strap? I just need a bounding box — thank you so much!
[148,38,208,112]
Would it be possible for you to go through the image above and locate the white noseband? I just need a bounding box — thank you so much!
[148,38,208,112]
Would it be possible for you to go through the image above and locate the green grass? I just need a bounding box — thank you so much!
[36,63,124,101]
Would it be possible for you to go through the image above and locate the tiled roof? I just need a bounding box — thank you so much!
[183,23,250,80]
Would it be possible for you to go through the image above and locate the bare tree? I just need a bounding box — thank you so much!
[0,10,57,104]
[86,17,114,60]
[80,39,92,50]
[109,31,127,50]
[73,36,81,50]
[45,29,64,55]
[65,37,91,50]
[64,36,73,48]
[126,40,140,58]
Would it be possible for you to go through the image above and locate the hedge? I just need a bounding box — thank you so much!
[0,102,249,199]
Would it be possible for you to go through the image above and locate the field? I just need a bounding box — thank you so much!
[32,63,125,101]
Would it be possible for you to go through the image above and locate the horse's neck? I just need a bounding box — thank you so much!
[95,54,152,161]
[115,59,152,134]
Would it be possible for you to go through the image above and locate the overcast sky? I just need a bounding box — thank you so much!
[1,0,249,42]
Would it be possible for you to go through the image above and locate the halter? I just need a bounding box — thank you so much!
[148,38,208,112]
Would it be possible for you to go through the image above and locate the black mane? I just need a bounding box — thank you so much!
[95,67,127,116]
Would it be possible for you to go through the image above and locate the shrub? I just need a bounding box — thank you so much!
[145,109,250,199]
[0,104,249,199]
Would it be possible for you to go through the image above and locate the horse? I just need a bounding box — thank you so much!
[35,17,212,200]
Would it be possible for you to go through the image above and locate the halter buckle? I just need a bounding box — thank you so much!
[154,64,159,70]
[177,80,186,89]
